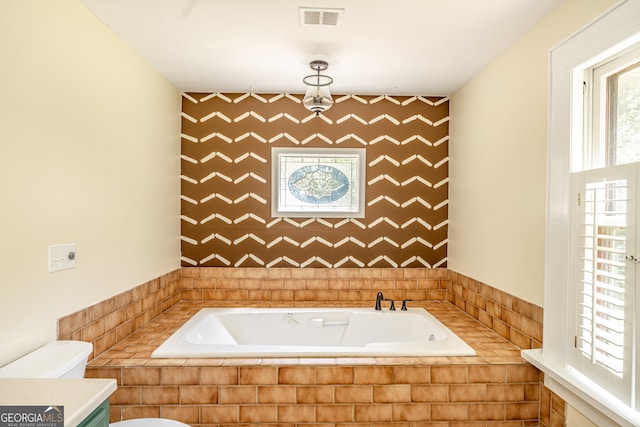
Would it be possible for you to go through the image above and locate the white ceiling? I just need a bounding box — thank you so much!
[81,0,563,96]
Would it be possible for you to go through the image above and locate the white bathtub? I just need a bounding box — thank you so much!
[151,307,476,358]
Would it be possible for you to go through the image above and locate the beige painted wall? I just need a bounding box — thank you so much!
[0,0,181,366]
[449,0,617,307]
[566,406,599,427]
[450,2,619,424]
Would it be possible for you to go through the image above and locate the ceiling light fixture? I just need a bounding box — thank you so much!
[302,60,333,116]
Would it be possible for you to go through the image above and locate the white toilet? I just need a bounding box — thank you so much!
[0,340,190,427]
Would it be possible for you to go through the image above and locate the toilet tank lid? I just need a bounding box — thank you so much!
[0,341,93,378]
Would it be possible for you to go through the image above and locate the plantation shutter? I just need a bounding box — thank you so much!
[570,163,636,405]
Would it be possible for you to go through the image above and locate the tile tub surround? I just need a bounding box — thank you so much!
[178,267,450,309]
[86,301,541,426]
[59,267,565,425]
[446,271,544,351]
[57,268,448,360]
[57,269,182,358]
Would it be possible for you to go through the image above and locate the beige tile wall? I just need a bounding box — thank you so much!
[57,269,182,357]
[179,267,448,308]
[89,362,543,426]
[446,271,543,350]
[59,267,565,426]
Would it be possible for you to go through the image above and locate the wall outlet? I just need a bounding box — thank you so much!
[48,243,76,273]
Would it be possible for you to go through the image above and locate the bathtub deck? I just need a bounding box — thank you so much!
[88,301,524,367]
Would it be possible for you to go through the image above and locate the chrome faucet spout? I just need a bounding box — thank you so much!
[375,292,384,310]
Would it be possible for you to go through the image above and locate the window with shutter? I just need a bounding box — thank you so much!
[526,3,640,424]
[570,164,636,404]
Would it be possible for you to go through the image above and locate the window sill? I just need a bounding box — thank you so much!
[521,349,640,427]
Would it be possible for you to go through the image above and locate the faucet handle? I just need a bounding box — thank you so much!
[401,299,413,311]
[385,299,396,311]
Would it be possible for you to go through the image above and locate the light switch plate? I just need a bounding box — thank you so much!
[48,243,76,273]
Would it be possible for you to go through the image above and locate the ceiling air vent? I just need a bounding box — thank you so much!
[300,7,344,27]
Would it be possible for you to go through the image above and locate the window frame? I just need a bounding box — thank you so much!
[589,44,640,169]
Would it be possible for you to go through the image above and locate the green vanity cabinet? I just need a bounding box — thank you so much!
[77,399,109,427]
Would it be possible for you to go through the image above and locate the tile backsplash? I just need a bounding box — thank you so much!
[59,267,541,358]
[57,269,181,357]
[447,270,543,351]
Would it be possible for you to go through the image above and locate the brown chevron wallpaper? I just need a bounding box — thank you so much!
[180,93,449,268]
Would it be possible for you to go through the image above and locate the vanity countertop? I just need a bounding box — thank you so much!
[0,378,117,426]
